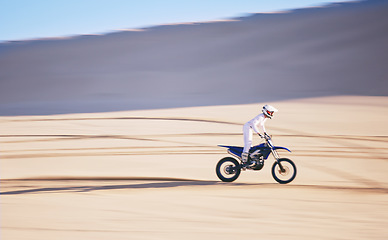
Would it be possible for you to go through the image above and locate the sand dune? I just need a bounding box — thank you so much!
[1,0,388,115]
[1,0,388,239]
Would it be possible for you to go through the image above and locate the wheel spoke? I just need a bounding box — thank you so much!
[271,158,297,184]
[216,157,241,182]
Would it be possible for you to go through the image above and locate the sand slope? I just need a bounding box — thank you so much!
[1,0,388,115]
[1,96,388,239]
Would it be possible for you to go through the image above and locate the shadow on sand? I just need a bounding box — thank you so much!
[0,177,223,195]
[2,177,388,195]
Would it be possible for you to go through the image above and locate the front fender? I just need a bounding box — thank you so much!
[273,146,291,152]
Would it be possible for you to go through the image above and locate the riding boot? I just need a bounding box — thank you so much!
[242,152,249,165]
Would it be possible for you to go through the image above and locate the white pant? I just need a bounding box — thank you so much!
[243,123,253,153]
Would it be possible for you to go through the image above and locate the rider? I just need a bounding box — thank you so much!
[242,104,278,164]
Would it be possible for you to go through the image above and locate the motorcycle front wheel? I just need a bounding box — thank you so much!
[271,158,297,184]
[216,157,241,182]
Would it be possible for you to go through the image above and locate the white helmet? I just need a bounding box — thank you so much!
[262,105,278,119]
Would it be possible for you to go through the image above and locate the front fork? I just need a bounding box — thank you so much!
[271,148,285,172]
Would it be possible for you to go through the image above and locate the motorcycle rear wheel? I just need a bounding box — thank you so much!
[216,157,241,182]
[271,158,297,184]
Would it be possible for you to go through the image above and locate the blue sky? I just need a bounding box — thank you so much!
[1,0,354,42]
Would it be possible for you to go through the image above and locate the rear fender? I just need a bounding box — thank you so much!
[218,145,243,158]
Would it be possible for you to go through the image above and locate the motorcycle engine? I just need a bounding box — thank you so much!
[249,152,265,170]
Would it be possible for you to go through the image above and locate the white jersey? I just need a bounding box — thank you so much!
[245,113,267,135]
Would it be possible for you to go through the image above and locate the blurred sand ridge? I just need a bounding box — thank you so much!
[1,0,388,239]
[0,0,387,115]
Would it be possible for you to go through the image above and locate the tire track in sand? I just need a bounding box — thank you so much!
[1,116,387,188]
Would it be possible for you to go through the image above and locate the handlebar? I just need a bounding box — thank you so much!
[259,133,274,148]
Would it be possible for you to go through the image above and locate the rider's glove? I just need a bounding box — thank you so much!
[258,133,265,139]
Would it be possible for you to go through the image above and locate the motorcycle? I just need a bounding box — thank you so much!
[216,136,297,184]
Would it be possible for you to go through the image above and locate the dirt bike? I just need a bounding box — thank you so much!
[216,136,297,184]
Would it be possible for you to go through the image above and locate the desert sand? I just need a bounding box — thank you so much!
[2,96,388,239]
[1,0,388,239]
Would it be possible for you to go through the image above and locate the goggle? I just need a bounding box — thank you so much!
[266,110,274,116]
